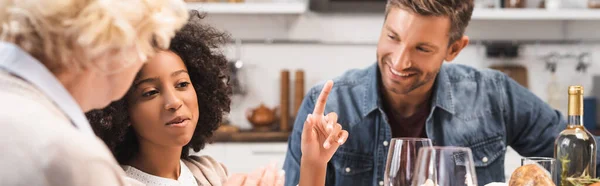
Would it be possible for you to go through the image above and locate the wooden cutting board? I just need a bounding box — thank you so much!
[489,65,529,89]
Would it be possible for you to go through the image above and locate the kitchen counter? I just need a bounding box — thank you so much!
[210,131,291,143]
[210,128,600,143]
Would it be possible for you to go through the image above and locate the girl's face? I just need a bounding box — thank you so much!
[127,51,199,149]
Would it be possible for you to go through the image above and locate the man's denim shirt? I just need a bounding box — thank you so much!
[283,62,600,186]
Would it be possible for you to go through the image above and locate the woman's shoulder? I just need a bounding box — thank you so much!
[0,70,68,120]
[182,155,229,185]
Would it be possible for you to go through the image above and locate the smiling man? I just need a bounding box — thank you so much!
[282,0,577,185]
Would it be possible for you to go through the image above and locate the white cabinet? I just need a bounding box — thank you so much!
[193,142,288,173]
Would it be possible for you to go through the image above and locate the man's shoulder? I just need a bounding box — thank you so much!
[442,63,507,84]
[441,63,512,116]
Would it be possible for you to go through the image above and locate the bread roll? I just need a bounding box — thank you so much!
[508,164,554,186]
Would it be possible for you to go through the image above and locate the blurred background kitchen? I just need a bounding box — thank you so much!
[184,0,600,180]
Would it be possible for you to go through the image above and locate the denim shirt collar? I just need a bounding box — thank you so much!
[431,64,455,114]
[360,63,455,117]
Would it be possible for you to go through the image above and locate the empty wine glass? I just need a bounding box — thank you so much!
[384,138,433,186]
[411,146,478,186]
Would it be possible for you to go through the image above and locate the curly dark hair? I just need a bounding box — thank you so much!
[86,10,231,164]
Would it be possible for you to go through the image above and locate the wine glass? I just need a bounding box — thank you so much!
[411,146,478,186]
[384,138,433,186]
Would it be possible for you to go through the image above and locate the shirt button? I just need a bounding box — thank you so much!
[482,157,489,163]
[379,181,384,186]
[345,167,351,173]
[383,141,389,146]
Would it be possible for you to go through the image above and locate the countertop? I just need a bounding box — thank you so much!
[210,130,291,143]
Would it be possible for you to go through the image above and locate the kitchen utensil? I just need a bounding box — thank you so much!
[294,70,305,118]
[280,70,291,131]
[228,39,246,96]
[542,53,562,112]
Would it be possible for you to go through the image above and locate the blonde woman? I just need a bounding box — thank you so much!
[0,0,188,185]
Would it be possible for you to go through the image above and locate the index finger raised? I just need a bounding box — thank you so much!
[312,80,334,116]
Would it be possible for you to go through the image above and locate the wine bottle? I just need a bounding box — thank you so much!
[555,85,597,186]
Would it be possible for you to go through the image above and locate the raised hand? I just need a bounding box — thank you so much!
[298,80,349,186]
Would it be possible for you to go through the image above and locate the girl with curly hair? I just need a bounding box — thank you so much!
[87,10,348,186]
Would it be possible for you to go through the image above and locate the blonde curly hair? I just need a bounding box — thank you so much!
[0,0,189,73]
